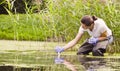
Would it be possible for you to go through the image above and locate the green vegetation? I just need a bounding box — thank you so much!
[0,0,120,52]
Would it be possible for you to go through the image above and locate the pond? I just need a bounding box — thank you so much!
[0,40,119,71]
[0,50,120,71]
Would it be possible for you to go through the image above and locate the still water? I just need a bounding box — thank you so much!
[0,50,120,71]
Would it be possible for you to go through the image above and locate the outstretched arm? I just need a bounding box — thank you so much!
[63,32,83,50]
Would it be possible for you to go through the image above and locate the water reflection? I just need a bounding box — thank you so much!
[78,56,106,71]
[55,57,77,71]
[54,56,106,71]
[0,51,120,71]
[54,55,120,71]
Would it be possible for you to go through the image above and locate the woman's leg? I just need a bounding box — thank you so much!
[92,40,109,56]
[77,41,94,55]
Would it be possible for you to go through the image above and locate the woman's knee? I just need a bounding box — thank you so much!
[92,48,106,56]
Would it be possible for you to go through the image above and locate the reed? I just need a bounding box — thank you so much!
[0,0,120,52]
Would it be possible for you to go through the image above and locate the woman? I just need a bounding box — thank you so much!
[55,15,113,56]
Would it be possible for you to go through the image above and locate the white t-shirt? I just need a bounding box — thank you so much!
[79,18,112,38]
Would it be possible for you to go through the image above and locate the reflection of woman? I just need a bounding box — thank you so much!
[55,57,78,71]
[55,15,113,56]
[78,56,106,71]
[54,55,106,71]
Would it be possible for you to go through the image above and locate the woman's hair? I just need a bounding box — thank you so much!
[81,15,97,26]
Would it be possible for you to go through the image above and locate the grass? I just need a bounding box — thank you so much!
[0,0,120,52]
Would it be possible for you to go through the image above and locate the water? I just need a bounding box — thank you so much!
[0,50,120,71]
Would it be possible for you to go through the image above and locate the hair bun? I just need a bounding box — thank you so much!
[92,15,97,21]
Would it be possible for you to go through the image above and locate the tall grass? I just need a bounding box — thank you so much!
[0,0,120,52]
[45,0,120,41]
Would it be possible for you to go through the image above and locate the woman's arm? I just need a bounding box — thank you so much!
[63,32,83,50]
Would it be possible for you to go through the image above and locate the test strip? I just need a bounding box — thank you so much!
[58,52,60,58]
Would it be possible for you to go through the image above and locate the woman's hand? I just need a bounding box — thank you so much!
[55,46,64,53]
[88,37,99,45]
